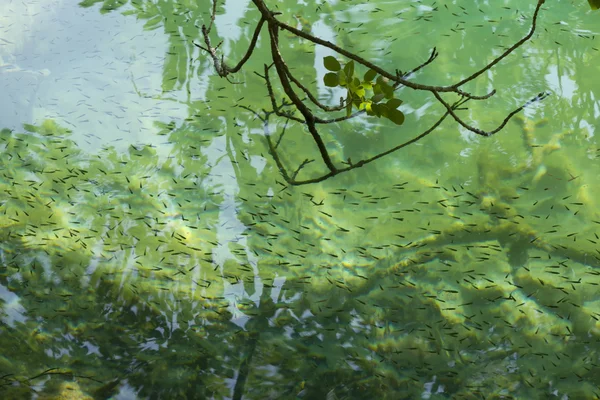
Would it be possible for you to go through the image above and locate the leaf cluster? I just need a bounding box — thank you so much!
[323,56,405,125]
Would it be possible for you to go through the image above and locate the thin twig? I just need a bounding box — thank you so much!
[285,111,453,185]
[274,0,546,97]
[275,118,289,148]
[432,90,550,137]
[194,3,266,78]
[283,68,346,112]
[292,159,314,180]
[400,47,439,79]
[261,66,305,124]
[452,0,546,88]
[207,0,217,33]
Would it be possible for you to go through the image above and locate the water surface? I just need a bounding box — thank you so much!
[1,0,600,399]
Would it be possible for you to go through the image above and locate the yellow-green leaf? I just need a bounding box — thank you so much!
[355,86,366,99]
[589,0,600,10]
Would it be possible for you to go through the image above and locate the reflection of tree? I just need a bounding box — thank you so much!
[0,121,232,398]
[2,119,600,398]
[3,1,600,399]
[231,169,600,400]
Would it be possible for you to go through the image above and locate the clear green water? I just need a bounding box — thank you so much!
[1,0,600,399]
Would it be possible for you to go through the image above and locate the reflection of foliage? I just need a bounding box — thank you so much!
[81,0,207,98]
[1,118,600,398]
[79,0,128,14]
[197,0,549,185]
[0,121,231,398]
[232,119,600,398]
[4,0,600,399]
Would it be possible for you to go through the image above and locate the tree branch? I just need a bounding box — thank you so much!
[284,67,346,113]
[197,0,549,185]
[274,0,546,97]
[266,23,338,173]
[194,11,266,78]
[432,90,550,137]
[452,0,546,88]
[400,47,439,80]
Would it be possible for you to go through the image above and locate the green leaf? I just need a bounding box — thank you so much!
[347,75,356,90]
[589,0,600,10]
[374,82,393,100]
[343,61,355,79]
[381,82,394,99]
[386,98,403,109]
[354,86,366,99]
[372,93,385,103]
[364,69,377,82]
[324,73,339,87]
[387,109,405,125]
[324,56,341,71]
[371,103,383,117]
[346,93,353,116]
[338,70,347,86]
[379,104,390,118]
